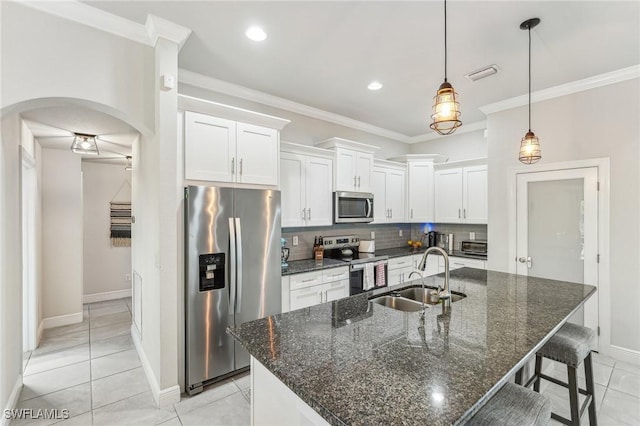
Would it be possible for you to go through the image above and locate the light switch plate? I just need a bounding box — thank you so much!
[470,232,476,241]
[292,236,299,246]
[370,231,375,239]
[399,229,403,237]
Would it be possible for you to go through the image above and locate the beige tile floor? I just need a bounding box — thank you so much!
[14,298,640,425]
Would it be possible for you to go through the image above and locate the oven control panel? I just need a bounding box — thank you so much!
[323,235,360,249]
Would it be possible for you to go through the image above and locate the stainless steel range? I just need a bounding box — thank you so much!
[322,235,388,295]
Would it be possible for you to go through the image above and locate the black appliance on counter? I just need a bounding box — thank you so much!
[426,231,438,248]
[322,235,388,295]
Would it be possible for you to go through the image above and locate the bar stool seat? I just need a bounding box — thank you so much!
[524,322,597,426]
[468,382,551,426]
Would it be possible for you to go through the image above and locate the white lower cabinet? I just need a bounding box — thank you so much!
[439,256,487,272]
[284,267,349,312]
[413,254,440,277]
[388,255,415,286]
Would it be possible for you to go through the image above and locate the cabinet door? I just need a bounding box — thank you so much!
[305,156,333,226]
[372,168,387,223]
[413,254,439,277]
[463,166,488,224]
[184,112,235,182]
[355,152,374,192]
[280,153,305,227]
[290,286,323,310]
[407,162,434,222]
[335,148,356,191]
[387,169,405,223]
[236,122,279,186]
[434,168,463,223]
[323,280,349,302]
[388,269,403,286]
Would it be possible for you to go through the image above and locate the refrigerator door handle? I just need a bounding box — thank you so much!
[235,217,243,314]
[228,217,236,316]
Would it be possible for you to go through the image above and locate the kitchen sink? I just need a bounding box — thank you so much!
[371,296,426,312]
[398,287,467,305]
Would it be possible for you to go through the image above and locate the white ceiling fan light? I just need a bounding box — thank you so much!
[367,81,383,91]
[246,26,267,42]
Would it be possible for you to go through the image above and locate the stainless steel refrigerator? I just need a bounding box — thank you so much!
[184,185,281,396]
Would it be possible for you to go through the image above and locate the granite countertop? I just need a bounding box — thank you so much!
[281,258,348,276]
[229,268,595,425]
[377,246,488,261]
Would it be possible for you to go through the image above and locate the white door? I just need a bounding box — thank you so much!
[407,162,434,222]
[463,166,488,224]
[304,156,333,226]
[435,168,463,223]
[335,148,356,191]
[184,112,236,182]
[280,153,305,227]
[387,170,405,223]
[355,152,374,192]
[236,123,278,186]
[516,168,599,348]
[372,168,387,223]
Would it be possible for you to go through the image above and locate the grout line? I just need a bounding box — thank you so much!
[90,346,136,361]
[23,355,90,378]
[91,364,143,384]
[19,377,92,404]
[89,317,133,332]
[91,388,149,412]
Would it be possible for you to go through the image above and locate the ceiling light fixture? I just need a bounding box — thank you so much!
[125,156,133,171]
[70,133,99,155]
[465,64,500,82]
[246,26,267,42]
[518,18,542,165]
[430,0,462,135]
[367,81,383,91]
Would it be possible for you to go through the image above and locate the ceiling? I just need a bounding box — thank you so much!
[22,106,139,163]
[85,1,639,138]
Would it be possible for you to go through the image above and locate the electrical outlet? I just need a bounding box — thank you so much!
[292,236,299,246]
[125,273,131,282]
[470,232,476,241]
[399,229,403,237]
[370,231,375,239]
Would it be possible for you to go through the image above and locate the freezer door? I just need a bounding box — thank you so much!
[185,186,235,391]
[233,189,282,369]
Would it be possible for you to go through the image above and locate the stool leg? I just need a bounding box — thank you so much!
[584,352,598,425]
[533,355,543,392]
[568,365,580,426]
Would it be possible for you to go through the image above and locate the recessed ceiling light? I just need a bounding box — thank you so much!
[368,81,383,91]
[246,26,267,42]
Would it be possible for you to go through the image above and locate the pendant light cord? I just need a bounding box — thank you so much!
[444,0,448,82]
[528,24,531,132]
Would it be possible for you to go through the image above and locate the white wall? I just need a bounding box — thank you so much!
[0,113,24,418]
[0,2,155,136]
[409,129,487,161]
[41,148,83,322]
[82,162,132,299]
[487,78,640,354]
[178,83,410,160]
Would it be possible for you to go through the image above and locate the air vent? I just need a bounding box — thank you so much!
[465,65,500,81]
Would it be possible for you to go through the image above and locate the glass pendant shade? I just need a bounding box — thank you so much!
[70,133,99,155]
[518,131,541,164]
[430,80,462,135]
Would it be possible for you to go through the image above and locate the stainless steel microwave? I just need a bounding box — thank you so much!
[334,191,374,223]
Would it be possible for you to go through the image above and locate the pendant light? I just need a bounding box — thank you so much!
[430,0,462,135]
[70,133,99,155]
[518,18,541,164]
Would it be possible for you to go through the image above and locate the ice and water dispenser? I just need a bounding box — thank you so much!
[198,253,225,291]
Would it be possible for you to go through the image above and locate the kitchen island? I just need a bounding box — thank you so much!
[228,268,596,425]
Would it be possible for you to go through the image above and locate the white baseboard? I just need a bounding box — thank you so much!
[83,288,131,304]
[606,344,640,366]
[131,325,181,408]
[42,311,83,329]
[1,374,23,426]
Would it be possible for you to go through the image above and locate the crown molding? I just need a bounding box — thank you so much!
[406,120,487,144]
[19,1,191,50]
[480,65,640,116]
[145,15,191,50]
[178,68,411,143]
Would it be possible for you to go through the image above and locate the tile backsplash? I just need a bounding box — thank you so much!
[282,223,487,261]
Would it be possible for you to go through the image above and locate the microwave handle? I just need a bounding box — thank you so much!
[365,198,372,218]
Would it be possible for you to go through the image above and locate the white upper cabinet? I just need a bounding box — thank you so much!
[407,161,435,222]
[180,96,289,186]
[280,144,333,228]
[434,163,488,224]
[315,138,378,193]
[372,160,406,223]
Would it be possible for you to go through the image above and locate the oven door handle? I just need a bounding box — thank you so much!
[351,260,388,271]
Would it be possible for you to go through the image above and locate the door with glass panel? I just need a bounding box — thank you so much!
[516,167,598,349]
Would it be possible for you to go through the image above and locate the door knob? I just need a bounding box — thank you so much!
[518,257,532,268]
[518,257,527,263]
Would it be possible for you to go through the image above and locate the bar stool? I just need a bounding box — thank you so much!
[524,322,597,426]
[468,382,551,425]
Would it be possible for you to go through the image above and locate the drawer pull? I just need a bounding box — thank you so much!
[302,278,316,283]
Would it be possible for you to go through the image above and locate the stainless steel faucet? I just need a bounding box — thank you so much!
[416,246,451,300]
